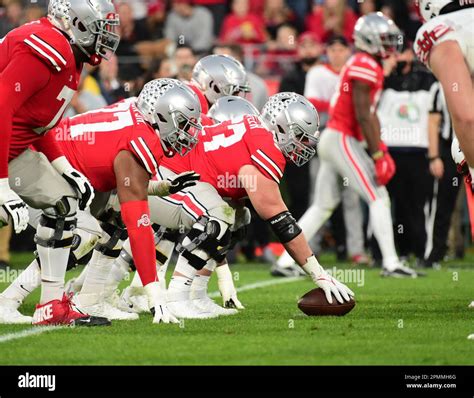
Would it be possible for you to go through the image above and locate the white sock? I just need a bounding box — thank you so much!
[156,239,175,289]
[106,255,130,289]
[36,224,73,304]
[167,255,199,294]
[277,203,332,267]
[369,198,399,270]
[79,250,115,296]
[1,259,41,305]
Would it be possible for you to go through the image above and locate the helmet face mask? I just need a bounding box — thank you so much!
[262,93,320,167]
[279,115,318,167]
[90,15,120,60]
[48,0,120,63]
[136,78,202,157]
[165,109,201,156]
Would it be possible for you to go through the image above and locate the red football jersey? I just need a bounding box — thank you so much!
[162,115,286,200]
[327,53,384,141]
[0,18,81,170]
[54,99,164,192]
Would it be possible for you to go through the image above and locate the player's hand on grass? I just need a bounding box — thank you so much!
[0,178,29,233]
[217,263,245,309]
[152,301,180,324]
[52,156,94,210]
[148,171,200,196]
[302,255,355,304]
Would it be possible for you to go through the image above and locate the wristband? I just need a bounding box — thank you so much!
[371,150,384,161]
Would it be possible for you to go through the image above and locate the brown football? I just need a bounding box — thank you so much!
[297,288,355,316]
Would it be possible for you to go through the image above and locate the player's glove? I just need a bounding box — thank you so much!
[145,282,179,324]
[302,256,355,304]
[372,143,396,186]
[216,263,245,309]
[52,156,94,210]
[0,178,29,233]
[148,171,200,197]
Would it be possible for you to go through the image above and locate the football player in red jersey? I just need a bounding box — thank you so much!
[277,13,419,278]
[0,79,203,324]
[104,94,354,319]
[0,0,120,326]
[188,54,250,115]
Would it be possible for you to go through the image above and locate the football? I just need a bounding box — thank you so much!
[298,288,356,316]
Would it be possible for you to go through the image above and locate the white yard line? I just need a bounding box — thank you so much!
[0,276,305,343]
[0,326,64,343]
[208,276,305,298]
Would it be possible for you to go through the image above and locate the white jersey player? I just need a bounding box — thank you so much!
[414,0,474,175]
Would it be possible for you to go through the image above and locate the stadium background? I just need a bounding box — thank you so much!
[0,0,472,270]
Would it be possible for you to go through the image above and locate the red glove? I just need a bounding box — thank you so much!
[373,146,396,186]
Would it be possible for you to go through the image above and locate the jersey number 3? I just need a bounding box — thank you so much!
[203,122,246,152]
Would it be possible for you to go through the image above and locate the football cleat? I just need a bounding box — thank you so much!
[32,293,110,326]
[191,285,237,316]
[380,264,420,278]
[0,296,32,324]
[468,301,474,309]
[350,253,371,266]
[270,262,306,277]
[73,293,138,321]
[192,296,238,316]
[167,291,217,319]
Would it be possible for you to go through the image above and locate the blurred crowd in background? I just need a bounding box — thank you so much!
[0,0,471,270]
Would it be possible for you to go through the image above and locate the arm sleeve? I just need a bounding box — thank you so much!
[0,52,51,177]
[33,130,65,162]
[121,200,157,286]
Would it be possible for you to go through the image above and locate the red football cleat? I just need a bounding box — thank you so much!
[32,293,110,327]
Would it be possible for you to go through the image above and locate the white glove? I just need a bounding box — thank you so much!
[302,256,355,304]
[0,178,29,233]
[52,156,94,210]
[148,171,200,197]
[144,282,179,324]
[216,263,245,309]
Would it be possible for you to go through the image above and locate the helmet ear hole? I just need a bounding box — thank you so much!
[277,125,285,135]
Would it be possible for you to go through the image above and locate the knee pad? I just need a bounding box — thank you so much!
[153,225,181,265]
[35,214,78,249]
[94,221,128,258]
[176,215,232,269]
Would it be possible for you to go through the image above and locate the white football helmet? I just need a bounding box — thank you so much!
[417,0,454,22]
[136,79,202,156]
[48,0,120,64]
[208,96,259,123]
[353,12,403,58]
[192,55,250,105]
[261,93,319,167]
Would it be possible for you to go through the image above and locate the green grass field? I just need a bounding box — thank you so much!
[0,251,473,365]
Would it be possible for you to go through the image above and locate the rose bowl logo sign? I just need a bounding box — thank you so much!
[137,214,151,228]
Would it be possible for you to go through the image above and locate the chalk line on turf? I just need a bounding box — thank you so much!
[0,276,305,343]
[0,325,64,343]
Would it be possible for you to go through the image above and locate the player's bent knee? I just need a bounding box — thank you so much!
[176,215,232,269]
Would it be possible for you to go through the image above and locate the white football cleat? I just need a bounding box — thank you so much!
[192,296,238,316]
[0,296,32,324]
[468,301,474,309]
[73,293,138,321]
[468,333,474,340]
[167,291,217,319]
[119,286,150,314]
